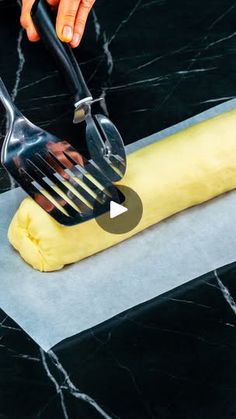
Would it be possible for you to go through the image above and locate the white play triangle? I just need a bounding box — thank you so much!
[110,201,128,219]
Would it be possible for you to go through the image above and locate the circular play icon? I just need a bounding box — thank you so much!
[95,185,143,234]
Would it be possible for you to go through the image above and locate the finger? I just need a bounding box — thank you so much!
[70,0,95,48]
[55,0,80,43]
[46,0,60,6]
[20,0,40,42]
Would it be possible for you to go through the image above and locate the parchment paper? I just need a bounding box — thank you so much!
[1,99,236,351]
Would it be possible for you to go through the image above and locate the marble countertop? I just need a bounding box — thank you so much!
[1,263,236,418]
[1,0,236,191]
[1,1,236,417]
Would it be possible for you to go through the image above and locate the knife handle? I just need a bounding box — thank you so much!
[30,0,92,106]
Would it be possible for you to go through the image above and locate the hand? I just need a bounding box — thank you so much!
[20,0,95,48]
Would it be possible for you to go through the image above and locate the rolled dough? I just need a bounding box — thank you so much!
[8,109,236,271]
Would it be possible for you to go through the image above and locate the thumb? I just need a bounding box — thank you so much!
[55,0,80,43]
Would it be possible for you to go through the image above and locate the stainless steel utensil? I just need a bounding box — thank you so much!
[30,0,127,182]
[0,78,122,226]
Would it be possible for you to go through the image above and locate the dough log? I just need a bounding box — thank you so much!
[8,109,236,271]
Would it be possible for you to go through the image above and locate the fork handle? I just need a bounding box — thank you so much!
[30,0,92,106]
[0,78,22,125]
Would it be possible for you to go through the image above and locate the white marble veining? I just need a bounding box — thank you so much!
[214,270,236,315]
[40,348,113,419]
[11,28,25,102]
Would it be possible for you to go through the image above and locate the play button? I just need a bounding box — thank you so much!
[110,201,128,219]
[95,185,143,234]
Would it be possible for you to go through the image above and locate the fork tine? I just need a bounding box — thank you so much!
[63,149,111,193]
[46,142,114,198]
[26,159,80,218]
[60,143,115,192]
[33,152,96,212]
[12,166,83,224]
[39,149,106,207]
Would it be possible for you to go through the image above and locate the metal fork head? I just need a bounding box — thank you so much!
[2,115,123,226]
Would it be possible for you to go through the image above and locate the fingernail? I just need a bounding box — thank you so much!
[71,33,80,47]
[62,25,73,41]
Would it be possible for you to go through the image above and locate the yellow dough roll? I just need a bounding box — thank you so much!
[8,108,236,272]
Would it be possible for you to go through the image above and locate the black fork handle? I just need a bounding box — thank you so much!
[29,0,92,105]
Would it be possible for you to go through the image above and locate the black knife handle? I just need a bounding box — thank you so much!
[31,0,92,105]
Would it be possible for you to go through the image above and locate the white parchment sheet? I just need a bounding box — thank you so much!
[1,99,236,351]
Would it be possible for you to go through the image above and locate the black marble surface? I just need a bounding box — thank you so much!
[1,1,236,418]
[1,0,236,191]
[1,264,236,418]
